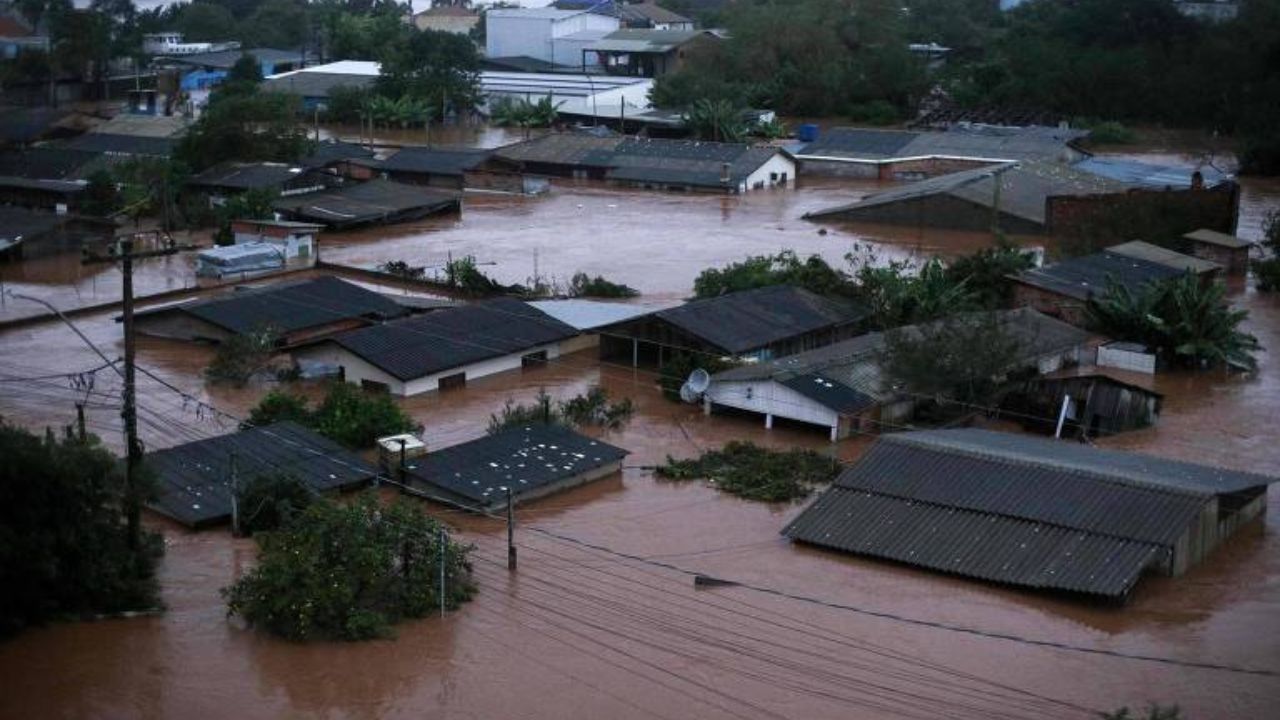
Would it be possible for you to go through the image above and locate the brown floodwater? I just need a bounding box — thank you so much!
[0,161,1277,719]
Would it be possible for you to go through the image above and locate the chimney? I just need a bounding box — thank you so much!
[720,162,731,184]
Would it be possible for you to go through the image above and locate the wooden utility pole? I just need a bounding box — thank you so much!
[439,524,447,618]
[120,238,143,549]
[506,488,517,571]
[229,451,240,536]
[75,402,86,443]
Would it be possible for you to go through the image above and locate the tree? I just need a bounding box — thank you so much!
[1087,274,1261,371]
[487,387,635,435]
[81,169,120,217]
[567,272,638,299]
[223,493,475,641]
[693,251,853,299]
[944,243,1036,309]
[376,28,481,115]
[236,473,315,535]
[1256,209,1280,292]
[237,0,310,50]
[213,188,278,242]
[879,311,1023,407]
[656,442,839,502]
[244,384,421,449]
[683,98,747,143]
[205,325,280,385]
[0,422,162,637]
[176,89,308,171]
[173,3,239,43]
[850,255,976,329]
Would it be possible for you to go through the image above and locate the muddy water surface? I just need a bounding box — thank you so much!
[0,165,1277,719]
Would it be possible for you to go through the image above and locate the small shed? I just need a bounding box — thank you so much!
[1106,240,1221,279]
[1005,368,1163,437]
[1097,341,1156,374]
[230,219,322,261]
[401,424,628,511]
[1184,228,1252,275]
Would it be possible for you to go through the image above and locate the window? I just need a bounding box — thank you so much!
[770,172,778,182]
[438,372,466,391]
[360,379,390,394]
[522,350,548,368]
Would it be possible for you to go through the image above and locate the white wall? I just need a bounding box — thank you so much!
[741,153,796,192]
[706,380,839,430]
[294,341,566,397]
[486,11,618,64]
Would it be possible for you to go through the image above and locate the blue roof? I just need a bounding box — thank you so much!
[1074,157,1230,190]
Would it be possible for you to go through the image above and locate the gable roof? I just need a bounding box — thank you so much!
[1184,228,1252,249]
[169,47,303,70]
[784,428,1275,597]
[321,298,580,381]
[370,146,492,176]
[606,138,786,188]
[404,424,628,508]
[0,147,103,180]
[587,28,709,53]
[270,178,460,228]
[1012,251,1186,302]
[797,125,1086,164]
[188,161,311,191]
[261,71,377,99]
[136,276,408,336]
[644,285,866,355]
[0,205,62,250]
[299,139,375,169]
[625,1,694,25]
[145,421,378,527]
[62,132,175,156]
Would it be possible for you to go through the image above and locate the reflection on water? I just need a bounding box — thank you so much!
[0,160,1278,719]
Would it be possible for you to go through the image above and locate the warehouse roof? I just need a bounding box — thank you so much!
[188,161,312,191]
[784,429,1275,597]
[134,276,408,336]
[403,424,628,508]
[320,298,579,381]
[62,132,175,156]
[606,139,787,188]
[632,285,866,355]
[145,421,378,527]
[271,178,460,228]
[1012,251,1186,302]
[1106,241,1220,275]
[797,125,1085,164]
[169,47,303,70]
[494,133,622,166]
[261,71,376,99]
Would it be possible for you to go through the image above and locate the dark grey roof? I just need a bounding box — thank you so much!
[1013,251,1186,302]
[271,178,459,228]
[797,126,1084,163]
[323,298,579,381]
[404,424,627,508]
[0,175,84,194]
[494,133,622,165]
[170,47,303,70]
[784,429,1275,597]
[0,205,61,246]
[372,147,492,176]
[0,106,69,144]
[145,421,378,527]
[299,140,375,169]
[1106,241,1220,275]
[188,161,308,191]
[261,71,377,99]
[649,285,866,355]
[587,28,708,53]
[0,147,101,179]
[1184,228,1252,249]
[806,161,1129,227]
[61,133,175,156]
[714,308,1090,412]
[797,128,917,159]
[606,139,785,188]
[136,276,408,336]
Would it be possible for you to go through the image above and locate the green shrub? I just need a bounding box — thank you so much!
[236,473,315,535]
[846,100,900,126]
[568,272,639,298]
[1254,258,1280,292]
[487,387,635,434]
[243,384,420,449]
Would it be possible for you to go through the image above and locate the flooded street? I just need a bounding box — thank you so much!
[0,159,1278,719]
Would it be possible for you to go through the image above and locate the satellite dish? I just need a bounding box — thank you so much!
[679,382,699,404]
[686,369,711,394]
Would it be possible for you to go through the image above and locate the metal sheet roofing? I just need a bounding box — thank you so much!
[1012,251,1185,302]
[588,28,707,53]
[62,133,175,156]
[404,424,628,508]
[0,147,102,180]
[137,275,408,336]
[145,421,378,527]
[1106,241,1220,275]
[270,178,459,228]
[1184,228,1252,249]
[948,161,1127,225]
[261,71,376,99]
[0,205,61,248]
[189,161,307,190]
[779,373,878,414]
[322,298,580,381]
[170,48,303,70]
[784,429,1275,597]
[1074,157,1229,190]
[299,140,374,169]
[527,299,662,330]
[797,126,1083,163]
[645,285,867,355]
[374,147,492,176]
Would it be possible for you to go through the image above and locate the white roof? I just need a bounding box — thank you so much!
[527,299,662,331]
[267,60,380,79]
[487,8,585,20]
[196,242,282,261]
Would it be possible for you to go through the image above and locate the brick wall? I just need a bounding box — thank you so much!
[1046,183,1239,251]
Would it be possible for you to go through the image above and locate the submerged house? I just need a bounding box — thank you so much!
[131,276,410,345]
[597,285,868,366]
[784,428,1275,600]
[187,161,329,204]
[704,308,1092,440]
[399,424,628,511]
[1010,250,1187,327]
[1005,368,1164,438]
[271,179,461,229]
[292,298,581,396]
[145,421,378,528]
[347,147,494,190]
[1184,228,1253,275]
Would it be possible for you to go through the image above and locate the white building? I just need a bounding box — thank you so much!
[230,219,322,262]
[485,8,620,67]
[293,298,583,396]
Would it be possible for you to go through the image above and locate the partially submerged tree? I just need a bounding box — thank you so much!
[236,472,315,535]
[487,387,635,435]
[693,251,853,299]
[656,442,839,502]
[567,272,639,299]
[205,325,280,385]
[943,242,1036,309]
[244,384,420,449]
[0,422,162,637]
[1087,274,1261,370]
[879,312,1023,407]
[223,494,475,641]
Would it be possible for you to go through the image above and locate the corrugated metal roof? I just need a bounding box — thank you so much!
[136,276,408,336]
[189,161,306,190]
[404,424,628,508]
[784,429,1276,597]
[0,205,61,247]
[527,299,661,330]
[587,28,706,53]
[374,147,492,176]
[1184,228,1252,249]
[261,71,376,99]
[1012,250,1184,302]
[324,298,579,381]
[1106,241,1220,275]
[169,47,303,70]
[798,126,1083,163]
[145,421,378,527]
[0,147,102,180]
[271,178,459,228]
[299,140,374,169]
[644,285,867,355]
[780,373,878,414]
[61,132,175,156]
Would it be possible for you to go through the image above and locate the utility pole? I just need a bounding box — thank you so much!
[506,487,517,571]
[75,402,86,443]
[439,524,447,618]
[229,451,240,536]
[120,238,143,550]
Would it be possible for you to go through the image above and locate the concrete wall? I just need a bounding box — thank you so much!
[1098,345,1156,374]
[486,13,618,64]
[1193,242,1249,275]
[1046,183,1239,246]
[294,340,567,397]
